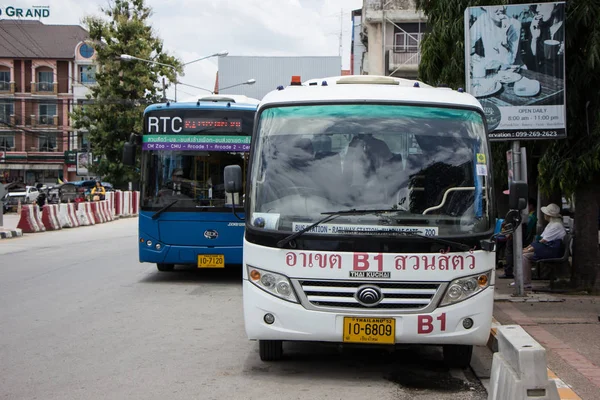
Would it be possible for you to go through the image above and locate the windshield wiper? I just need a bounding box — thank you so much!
[276,208,404,248]
[152,200,178,220]
[336,228,471,251]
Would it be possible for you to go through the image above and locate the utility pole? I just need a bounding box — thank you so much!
[381,0,386,76]
[339,8,343,57]
[162,77,167,102]
[512,141,525,297]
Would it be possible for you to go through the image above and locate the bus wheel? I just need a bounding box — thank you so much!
[156,263,175,272]
[443,344,473,369]
[259,340,283,361]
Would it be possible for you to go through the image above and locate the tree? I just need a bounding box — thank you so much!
[71,0,181,187]
[415,0,600,291]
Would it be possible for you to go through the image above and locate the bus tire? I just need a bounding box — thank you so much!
[443,344,473,369]
[156,263,175,272]
[259,340,283,361]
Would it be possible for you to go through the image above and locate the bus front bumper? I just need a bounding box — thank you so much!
[139,242,243,265]
[243,280,493,346]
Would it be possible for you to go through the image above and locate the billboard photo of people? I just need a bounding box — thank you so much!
[464,2,566,140]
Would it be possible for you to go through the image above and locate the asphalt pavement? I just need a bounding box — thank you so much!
[0,217,487,400]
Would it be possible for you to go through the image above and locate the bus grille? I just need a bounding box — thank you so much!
[297,280,441,311]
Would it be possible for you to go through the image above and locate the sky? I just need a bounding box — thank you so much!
[8,0,363,101]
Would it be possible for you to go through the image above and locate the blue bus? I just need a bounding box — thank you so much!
[123,95,260,271]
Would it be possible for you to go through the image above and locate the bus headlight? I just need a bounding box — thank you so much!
[247,266,298,303]
[440,271,492,307]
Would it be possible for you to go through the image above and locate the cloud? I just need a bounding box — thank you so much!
[14,0,362,100]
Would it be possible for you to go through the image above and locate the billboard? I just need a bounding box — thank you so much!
[76,152,92,176]
[464,2,566,140]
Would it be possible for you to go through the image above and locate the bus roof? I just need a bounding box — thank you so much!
[260,75,482,111]
[144,94,260,114]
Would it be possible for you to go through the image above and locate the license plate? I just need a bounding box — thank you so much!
[197,254,225,268]
[343,317,395,344]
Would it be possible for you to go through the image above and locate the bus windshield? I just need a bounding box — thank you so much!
[141,109,254,212]
[248,104,491,236]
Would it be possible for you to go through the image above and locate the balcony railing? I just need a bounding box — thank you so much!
[0,114,18,126]
[0,81,15,93]
[30,114,58,127]
[388,49,421,69]
[31,82,57,95]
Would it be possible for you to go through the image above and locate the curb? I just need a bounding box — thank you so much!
[487,317,582,400]
[0,227,22,239]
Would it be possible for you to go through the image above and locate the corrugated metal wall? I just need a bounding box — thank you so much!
[217,56,342,99]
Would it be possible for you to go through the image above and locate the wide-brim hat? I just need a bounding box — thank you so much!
[541,203,561,218]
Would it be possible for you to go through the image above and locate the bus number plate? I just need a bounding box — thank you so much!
[343,317,395,344]
[197,255,225,268]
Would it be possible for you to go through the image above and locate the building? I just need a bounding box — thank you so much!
[0,20,96,185]
[217,56,342,99]
[359,0,426,79]
[351,9,367,75]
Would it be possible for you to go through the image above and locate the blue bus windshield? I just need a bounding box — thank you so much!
[140,108,254,212]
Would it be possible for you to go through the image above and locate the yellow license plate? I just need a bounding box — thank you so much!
[343,317,395,344]
[197,255,225,268]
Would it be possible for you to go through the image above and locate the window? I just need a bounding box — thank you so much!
[37,71,53,83]
[0,102,13,123]
[39,133,57,151]
[38,103,57,125]
[79,44,94,58]
[394,32,422,52]
[78,132,90,151]
[0,71,9,91]
[79,65,96,84]
[0,134,15,151]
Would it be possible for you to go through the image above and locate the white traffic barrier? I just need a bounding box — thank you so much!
[114,190,122,217]
[33,205,46,232]
[59,203,79,228]
[102,200,112,222]
[76,202,95,226]
[59,204,73,228]
[122,191,131,217]
[489,325,560,400]
[107,192,116,218]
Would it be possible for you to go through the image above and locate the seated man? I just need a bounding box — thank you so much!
[511,203,566,288]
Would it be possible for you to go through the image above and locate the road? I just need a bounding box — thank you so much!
[0,218,487,400]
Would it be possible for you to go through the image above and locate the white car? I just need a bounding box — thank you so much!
[2,186,41,210]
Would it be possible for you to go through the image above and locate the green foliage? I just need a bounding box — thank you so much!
[71,0,181,186]
[537,0,600,198]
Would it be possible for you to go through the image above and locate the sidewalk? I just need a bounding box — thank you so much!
[493,270,600,399]
[0,213,21,239]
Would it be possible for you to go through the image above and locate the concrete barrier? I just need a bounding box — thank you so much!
[107,192,116,218]
[59,203,79,228]
[16,205,42,233]
[122,191,131,217]
[114,191,122,217]
[488,325,560,400]
[42,205,62,231]
[101,200,112,222]
[33,205,46,232]
[76,202,95,226]
[132,191,139,215]
[90,201,105,223]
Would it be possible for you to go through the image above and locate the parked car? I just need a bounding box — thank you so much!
[47,183,78,204]
[2,183,40,212]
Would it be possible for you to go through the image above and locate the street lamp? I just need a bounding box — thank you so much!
[217,78,256,93]
[120,51,228,101]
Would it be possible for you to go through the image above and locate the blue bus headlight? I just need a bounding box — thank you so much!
[440,271,491,307]
[248,266,298,303]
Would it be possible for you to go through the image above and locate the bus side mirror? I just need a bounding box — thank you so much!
[122,142,136,166]
[224,165,242,193]
[122,133,141,166]
[508,181,528,210]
